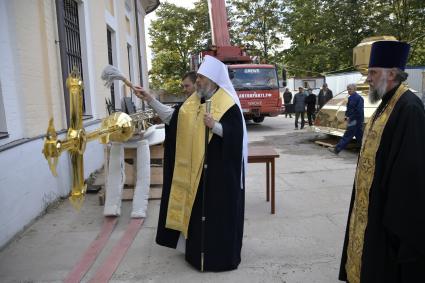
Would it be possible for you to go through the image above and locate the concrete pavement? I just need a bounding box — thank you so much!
[0,115,358,283]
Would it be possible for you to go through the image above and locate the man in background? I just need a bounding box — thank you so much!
[181,71,197,97]
[305,88,317,126]
[329,83,364,154]
[293,86,307,129]
[318,83,333,109]
[283,88,293,118]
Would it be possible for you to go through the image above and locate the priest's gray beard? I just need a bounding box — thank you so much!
[196,82,216,100]
[369,71,389,104]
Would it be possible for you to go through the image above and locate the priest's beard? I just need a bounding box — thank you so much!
[369,71,389,104]
[196,82,216,100]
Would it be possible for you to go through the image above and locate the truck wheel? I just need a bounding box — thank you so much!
[253,116,265,123]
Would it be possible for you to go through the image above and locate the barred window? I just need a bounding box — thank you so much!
[107,28,116,109]
[56,0,86,125]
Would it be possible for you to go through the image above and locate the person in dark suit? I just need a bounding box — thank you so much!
[305,88,317,126]
[293,87,307,129]
[283,88,293,118]
[317,83,333,109]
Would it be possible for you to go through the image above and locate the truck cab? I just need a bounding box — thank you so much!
[229,64,282,123]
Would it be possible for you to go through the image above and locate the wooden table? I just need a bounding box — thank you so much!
[248,146,280,214]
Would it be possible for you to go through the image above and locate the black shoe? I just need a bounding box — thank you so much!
[328,147,339,154]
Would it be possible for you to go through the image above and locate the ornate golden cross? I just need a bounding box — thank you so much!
[42,68,136,209]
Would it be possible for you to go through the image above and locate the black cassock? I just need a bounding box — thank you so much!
[156,103,245,272]
[339,88,425,282]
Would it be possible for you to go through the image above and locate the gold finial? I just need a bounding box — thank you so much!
[66,66,84,89]
[353,36,397,75]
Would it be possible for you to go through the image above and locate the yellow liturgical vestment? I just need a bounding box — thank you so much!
[345,84,408,283]
[165,88,235,238]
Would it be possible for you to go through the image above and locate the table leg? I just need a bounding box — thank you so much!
[271,159,275,214]
[266,162,270,202]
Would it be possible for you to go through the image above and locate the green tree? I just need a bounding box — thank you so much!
[372,0,425,65]
[282,0,376,76]
[228,0,286,62]
[149,1,209,95]
[192,0,211,53]
[281,0,329,76]
[282,0,425,77]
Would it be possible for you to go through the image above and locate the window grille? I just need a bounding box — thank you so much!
[107,29,116,110]
[56,0,85,125]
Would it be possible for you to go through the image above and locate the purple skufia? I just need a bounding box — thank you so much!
[369,41,411,71]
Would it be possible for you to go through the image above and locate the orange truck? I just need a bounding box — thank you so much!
[191,0,283,123]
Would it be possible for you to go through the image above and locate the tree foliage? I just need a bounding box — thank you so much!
[227,0,286,62]
[149,1,209,95]
[282,0,425,76]
[374,0,425,65]
[149,0,425,86]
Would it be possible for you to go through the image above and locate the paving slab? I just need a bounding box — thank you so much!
[0,116,359,283]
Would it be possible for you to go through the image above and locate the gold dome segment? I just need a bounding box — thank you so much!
[353,36,397,91]
[353,36,397,75]
[314,36,400,137]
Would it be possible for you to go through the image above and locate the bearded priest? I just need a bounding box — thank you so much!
[339,41,425,283]
[134,55,247,272]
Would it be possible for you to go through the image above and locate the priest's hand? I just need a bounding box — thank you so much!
[204,113,215,129]
[134,86,153,102]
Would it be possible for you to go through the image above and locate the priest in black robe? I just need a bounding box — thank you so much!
[339,41,425,283]
[134,55,248,272]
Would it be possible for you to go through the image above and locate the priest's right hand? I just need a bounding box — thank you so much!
[134,86,153,102]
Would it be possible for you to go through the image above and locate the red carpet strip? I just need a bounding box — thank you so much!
[88,218,144,283]
[64,216,118,283]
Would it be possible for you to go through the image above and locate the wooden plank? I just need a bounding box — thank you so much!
[122,188,134,201]
[150,166,163,185]
[124,148,137,159]
[120,186,162,201]
[124,162,135,186]
[150,144,164,159]
[98,187,135,203]
[314,140,336,148]
[149,187,162,200]
[124,163,163,188]
[315,138,359,149]
[99,185,162,203]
